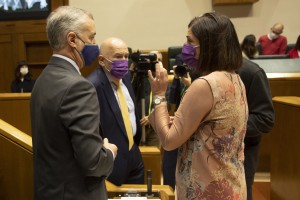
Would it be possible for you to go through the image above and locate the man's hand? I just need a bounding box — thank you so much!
[140,116,149,126]
[103,138,118,158]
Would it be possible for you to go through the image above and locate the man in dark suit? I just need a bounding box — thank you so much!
[87,37,144,186]
[237,58,275,200]
[30,6,117,200]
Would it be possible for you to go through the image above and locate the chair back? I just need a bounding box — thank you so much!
[286,43,296,54]
[167,46,182,72]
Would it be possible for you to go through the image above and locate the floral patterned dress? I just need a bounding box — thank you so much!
[149,71,248,200]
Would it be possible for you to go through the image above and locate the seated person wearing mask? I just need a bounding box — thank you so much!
[11,60,35,93]
[258,23,287,55]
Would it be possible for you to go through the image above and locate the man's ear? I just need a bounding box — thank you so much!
[67,32,77,48]
[98,55,105,66]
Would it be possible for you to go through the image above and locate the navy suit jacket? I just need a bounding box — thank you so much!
[87,67,143,185]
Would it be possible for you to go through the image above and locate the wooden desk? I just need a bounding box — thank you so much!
[139,146,161,185]
[106,181,175,200]
[0,93,31,136]
[251,59,300,73]
[270,96,300,200]
[256,73,300,172]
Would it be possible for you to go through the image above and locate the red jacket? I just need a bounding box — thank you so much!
[258,34,287,55]
[288,48,299,58]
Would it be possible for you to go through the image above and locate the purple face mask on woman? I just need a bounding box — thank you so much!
[181,43,199,68]
[108,59,129,79]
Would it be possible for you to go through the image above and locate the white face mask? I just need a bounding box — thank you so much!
[269,32,279,40]
[20,67,29,76]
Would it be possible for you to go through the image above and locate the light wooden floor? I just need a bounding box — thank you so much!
[253,173,270,200]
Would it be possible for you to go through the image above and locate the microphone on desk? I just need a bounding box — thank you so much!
[147,169,153,197]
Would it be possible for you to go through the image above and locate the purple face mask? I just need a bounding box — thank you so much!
[110,60,129,79]
[181,43,199,68]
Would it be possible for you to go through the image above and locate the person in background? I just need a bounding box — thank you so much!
[148,12,248,199]
[131,50,162,147]
[135,51,162,148]
[240,36,275,199]
[30,6,117,200]
[237,58,275,200]
[87,37,144,186]
[241,34,259,59]
[258,23,287,55]
[288,34,300,58]
[11,60,35,93]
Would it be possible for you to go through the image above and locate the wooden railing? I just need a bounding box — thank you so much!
[0,118,172,199]
[0,119,33,200]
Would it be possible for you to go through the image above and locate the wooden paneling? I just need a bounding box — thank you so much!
[0,35,14,92]
[213,0,259,5]
[24,33,52,80]
[0,0,68,93]
[270,96,300,200]
[269,79,300,97]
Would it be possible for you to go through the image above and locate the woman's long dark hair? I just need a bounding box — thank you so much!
[295,35,300,50]
[241,34,258,59]
[188,12,242,73]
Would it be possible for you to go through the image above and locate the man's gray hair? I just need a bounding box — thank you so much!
[46,6,93,50]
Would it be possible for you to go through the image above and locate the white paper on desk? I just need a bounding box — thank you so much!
[120,197,147,200]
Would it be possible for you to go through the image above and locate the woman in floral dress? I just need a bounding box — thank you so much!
[148,12,248,200]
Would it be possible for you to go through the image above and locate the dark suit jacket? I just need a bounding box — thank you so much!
[87,67,143,185]
[30,56,114,200]
[237,59,275,198]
